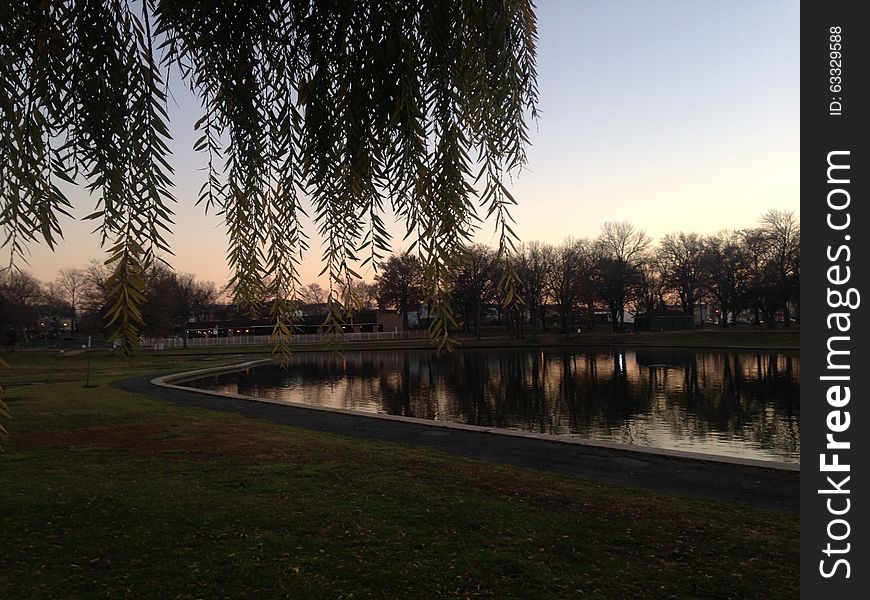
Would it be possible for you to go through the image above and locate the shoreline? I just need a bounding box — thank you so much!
[4,329,800,358]
[153,358,800,471]
[114,371,799,513]
[148,329,800,355]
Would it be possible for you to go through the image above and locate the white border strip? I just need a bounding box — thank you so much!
[152,360,800,472]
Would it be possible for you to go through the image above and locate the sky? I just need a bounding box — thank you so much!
[18,0,800,288]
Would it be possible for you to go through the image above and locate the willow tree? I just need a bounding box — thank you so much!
[0,0,538,356]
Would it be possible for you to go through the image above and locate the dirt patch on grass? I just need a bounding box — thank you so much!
[14,422,301,461]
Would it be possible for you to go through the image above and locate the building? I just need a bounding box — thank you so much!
[185,304,402,338]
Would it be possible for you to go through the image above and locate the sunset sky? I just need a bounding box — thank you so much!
[18,0,800,288]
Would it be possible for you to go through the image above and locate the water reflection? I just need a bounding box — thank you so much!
[187,348,800,464]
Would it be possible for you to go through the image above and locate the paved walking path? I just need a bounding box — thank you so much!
[115,374,799,513]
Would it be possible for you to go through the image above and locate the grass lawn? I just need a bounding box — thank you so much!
[1,352,798,599]
[44,328,798,358]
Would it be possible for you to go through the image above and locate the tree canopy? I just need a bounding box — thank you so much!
[1,0,539,353]
[374,251,423,332]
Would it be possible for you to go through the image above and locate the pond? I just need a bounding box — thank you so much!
[184,348,800,464]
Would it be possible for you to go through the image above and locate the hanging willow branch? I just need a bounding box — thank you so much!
[1,0,538,352]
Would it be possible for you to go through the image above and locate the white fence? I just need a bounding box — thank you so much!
[143,329,428,350]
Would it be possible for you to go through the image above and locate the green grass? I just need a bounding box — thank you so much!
[1,353,798,599]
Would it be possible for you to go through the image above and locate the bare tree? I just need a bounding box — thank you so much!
[55,268,86,331]
[741,228,778,327]
[299,283,327,305]
[0,270,45,344]
[632,260,665,317]
[598,221,651,264]
[375,253,425,332]
[657,232,705,316]
[80,260,112,315]
[452,245,499,339]
[339,280,378,312]
[759,210,800,326]
[545,239,593,334]
[513,241,551,333]
[701,231,751,327]
[173,274,218,322]
[595,222,651,331]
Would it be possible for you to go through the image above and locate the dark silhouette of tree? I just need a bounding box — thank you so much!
[299,283,326,305]
[77,259,113,334]
[759,210,800,326]
[375,252,424,332]
[0,271,44,345]
[54,268,85,331]
[2,1,539,353]
[170,273,218,346]
[742,228,778,327]
[513,241,550,333]
[339,279,379,312]
[136,265,217,343]
[452,245,499,339]
[632,259,665,318]
[594,222,651,331]
[543,239,592,334]
[701,231,751,327]
[657,232,705,316]
[139,264,177,337]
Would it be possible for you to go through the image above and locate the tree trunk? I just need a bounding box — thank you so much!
[474,298,482,339]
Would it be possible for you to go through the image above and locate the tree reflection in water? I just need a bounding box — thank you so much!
[190,348,800,464]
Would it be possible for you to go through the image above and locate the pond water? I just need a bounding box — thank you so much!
[184,348,800,464]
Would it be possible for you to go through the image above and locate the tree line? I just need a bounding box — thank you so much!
[1,261,217,346]
[374,209,799,337]
[1,209,798,345]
